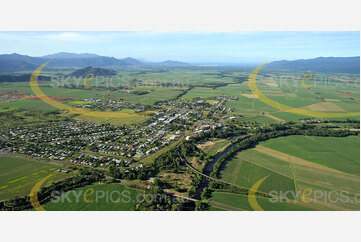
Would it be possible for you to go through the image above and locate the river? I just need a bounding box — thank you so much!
[193,135,248,199]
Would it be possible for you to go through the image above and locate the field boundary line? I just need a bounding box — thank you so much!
[254,145,358,179]
[241,157,295,180]
[208,200,245,211]
[264,112,285,122]
[304,135,360,165]
[242,150,295,176]
[229,159,243,185]
[288,156,299,195]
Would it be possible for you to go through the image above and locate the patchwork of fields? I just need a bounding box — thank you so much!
[215,135,360,211]
[179,78,359,121]
[1,69,359,123]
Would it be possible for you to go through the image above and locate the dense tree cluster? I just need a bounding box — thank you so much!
[107,142,199,181]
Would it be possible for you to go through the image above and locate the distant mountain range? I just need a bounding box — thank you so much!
[0,53,359,74]
[0,52,190,72]
[265,57,360,74]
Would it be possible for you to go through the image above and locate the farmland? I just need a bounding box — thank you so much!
[260,135,360,175]
[216,135,360,211]
[211,192,315,211]
[0,155,72,200]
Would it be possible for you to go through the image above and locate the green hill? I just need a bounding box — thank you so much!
[69,66,117,77]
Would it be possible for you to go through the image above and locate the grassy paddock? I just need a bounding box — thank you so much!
[0,155,71,200]
[211,192,315,211]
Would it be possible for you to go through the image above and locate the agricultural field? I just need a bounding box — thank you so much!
[260,135,360,175]
[0,155,72,200]
[220,154,296,195]
[217,135,360,211]
[211,192,315,211]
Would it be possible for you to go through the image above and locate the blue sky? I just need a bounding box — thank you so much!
[0,31,359,64]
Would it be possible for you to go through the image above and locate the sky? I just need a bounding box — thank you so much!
[0,31,359,64]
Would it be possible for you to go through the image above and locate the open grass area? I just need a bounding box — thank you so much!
[0,99,57,111]
[0,155,72,200]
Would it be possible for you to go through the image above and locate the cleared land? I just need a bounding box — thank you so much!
[197,139,231,156]
[304,102,345,112]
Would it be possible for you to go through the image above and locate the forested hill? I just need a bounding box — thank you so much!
[68,66,117,77]
[0,74,50,83]
[264,57,360,74]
